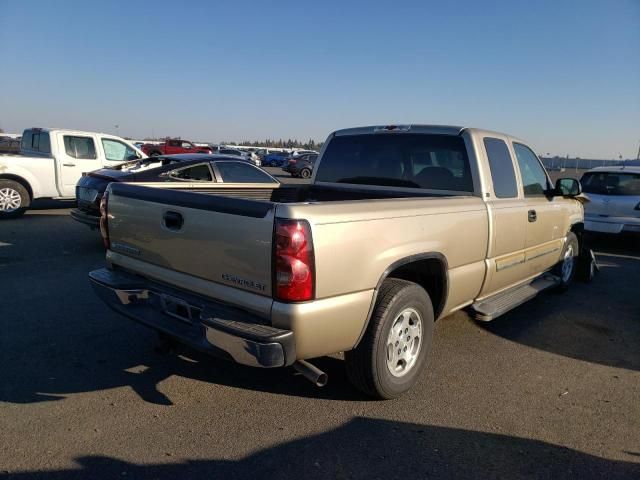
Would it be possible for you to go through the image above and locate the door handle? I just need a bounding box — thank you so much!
[528,209,537,222]
[63,163,76,167]
[163,211,183,231]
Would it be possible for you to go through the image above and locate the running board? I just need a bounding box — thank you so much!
[470,275,560,322]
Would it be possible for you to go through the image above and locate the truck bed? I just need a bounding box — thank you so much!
[125,182,453,204]
[105,182,481,302]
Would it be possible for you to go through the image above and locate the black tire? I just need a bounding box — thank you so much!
[552,232,579,291]
[345,279,434,399]
[0,179,30,219]
[300,168,312,179]
[154,332,179,355]
[149,151,161,157]
[576,247,597,283]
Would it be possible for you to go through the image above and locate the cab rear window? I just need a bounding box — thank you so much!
[20,130,51,154]
[581,172,640,195]
[315,134,473,192]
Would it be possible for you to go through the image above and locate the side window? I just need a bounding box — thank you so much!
[215,162,275,183]
[64,136,97,159]
[513,143,549,196]
[21,131,33,151]
[102,138,138,161]
[37,132,51,153]
[181,141,192,149]
[169,164,212,181]
[484,137,518,198]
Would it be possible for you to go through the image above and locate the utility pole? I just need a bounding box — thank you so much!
[636,140,640,161]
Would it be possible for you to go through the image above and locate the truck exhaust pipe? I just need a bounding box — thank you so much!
[293,360,328,387]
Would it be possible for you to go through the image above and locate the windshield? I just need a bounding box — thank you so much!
[581,171,640,195]
[315,133,473,192]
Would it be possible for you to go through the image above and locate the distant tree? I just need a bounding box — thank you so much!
[0,128,4,133]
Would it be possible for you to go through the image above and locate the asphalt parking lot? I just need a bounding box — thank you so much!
[1,169,639,479]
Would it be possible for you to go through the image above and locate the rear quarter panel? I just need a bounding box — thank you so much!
[0,156,59,198]
[277,196,489,314]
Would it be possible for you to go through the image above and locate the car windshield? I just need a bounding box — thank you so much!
[581,171,640,195]
[315,133,474,192]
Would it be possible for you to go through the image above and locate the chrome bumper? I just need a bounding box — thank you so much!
[89,268,295,368]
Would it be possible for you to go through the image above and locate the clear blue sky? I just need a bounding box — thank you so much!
[1,0,638,158]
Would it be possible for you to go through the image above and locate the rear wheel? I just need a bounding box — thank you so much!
[345,279,434,399]
[300,168,312,179]
[149,151,161,157]
[0,180,30,219]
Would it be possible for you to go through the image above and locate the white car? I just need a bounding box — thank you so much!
[0,128,145,218]
[581,165,640,234]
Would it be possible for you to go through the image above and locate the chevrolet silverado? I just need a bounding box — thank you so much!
[90,125,585,399]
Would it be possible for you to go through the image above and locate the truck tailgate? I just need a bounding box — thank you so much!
[106,183,275,296]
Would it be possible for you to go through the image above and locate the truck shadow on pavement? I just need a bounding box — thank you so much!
[0,320,366,405]
[479,234,640,372]
[2,417,638,479]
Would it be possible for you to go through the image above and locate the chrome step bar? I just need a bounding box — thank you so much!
[470,275,560,322]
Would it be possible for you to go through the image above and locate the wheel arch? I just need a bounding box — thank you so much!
[0,173,33,201]
[354,252,449,348]
[570,221,584,253]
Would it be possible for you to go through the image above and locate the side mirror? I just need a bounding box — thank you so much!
[555,177,582,197]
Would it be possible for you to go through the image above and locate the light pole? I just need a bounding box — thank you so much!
[114,125,119,136]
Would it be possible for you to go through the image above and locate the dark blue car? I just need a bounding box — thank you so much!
[263,151,290,167]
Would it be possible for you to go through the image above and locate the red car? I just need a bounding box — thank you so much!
[141,139,212,157]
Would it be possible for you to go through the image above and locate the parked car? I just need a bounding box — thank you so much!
[0,128,145,218]
[290,149,318,158]
[141,139,213,157]
[283,153,318,178]
[70,154,278,229]
[214,147,261,167]
[580,166,640,234]
[263,151,290,167]
[0,135,21,154]
[256,148,283,160]
[90,124,586,399]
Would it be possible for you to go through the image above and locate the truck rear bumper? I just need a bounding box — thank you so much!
[89,268,296,368]
[70,208,100,229]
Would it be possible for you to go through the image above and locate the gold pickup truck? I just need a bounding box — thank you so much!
[90,125,585,399]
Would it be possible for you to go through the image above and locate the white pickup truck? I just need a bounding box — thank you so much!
[0,128,145,218]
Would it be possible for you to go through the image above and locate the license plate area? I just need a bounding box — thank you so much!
[159,293,202,324]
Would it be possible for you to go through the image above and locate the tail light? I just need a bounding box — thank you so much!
[273,219,314,302]
[99,191,110,249]
[288,159,296,164]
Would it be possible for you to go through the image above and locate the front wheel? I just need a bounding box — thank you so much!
[345,279,434,399]
[0,180,30,219]
[552,232,579,291]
